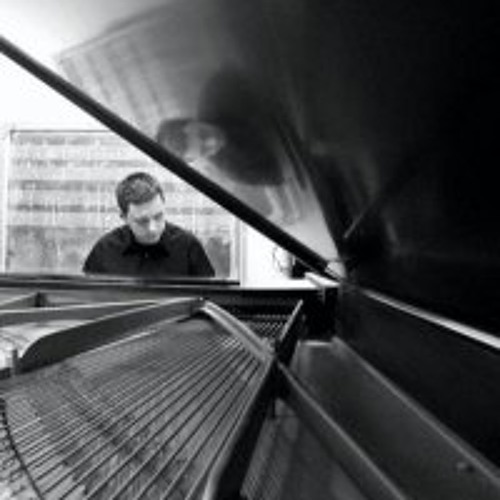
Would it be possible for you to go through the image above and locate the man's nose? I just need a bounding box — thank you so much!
[146,219,160,232]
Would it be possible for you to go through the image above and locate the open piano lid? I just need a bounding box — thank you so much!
[0,0,498,330]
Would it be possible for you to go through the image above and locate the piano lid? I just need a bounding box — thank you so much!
[1,0,499,329]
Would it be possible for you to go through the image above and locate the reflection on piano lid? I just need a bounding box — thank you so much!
[0,0,499,498]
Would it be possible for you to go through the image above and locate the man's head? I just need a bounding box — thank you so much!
[156,117,225,164]
[116,172,166,245]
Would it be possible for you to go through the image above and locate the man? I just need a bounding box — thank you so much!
[83,172,215,278]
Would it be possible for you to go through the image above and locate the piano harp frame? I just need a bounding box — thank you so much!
[1,277,500,499]
[0,279,311,499]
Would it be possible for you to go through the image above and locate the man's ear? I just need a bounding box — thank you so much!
[203,124,226,157]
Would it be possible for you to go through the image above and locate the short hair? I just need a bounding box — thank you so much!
[116,172,164,215]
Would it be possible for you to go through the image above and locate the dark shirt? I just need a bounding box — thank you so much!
[83,223,215,278]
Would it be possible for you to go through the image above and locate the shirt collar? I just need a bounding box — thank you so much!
[122,226,170,257]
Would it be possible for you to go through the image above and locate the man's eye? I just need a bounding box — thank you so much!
[135,214,163,225]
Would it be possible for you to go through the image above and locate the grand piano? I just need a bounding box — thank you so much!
[0,0,499,498]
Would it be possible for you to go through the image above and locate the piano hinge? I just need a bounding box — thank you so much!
[324,259,346,281]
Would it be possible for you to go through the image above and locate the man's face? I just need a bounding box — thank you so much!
[123,194,166,245]
[182,121,225,163]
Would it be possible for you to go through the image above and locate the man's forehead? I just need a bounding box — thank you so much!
[127,194,165,217]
